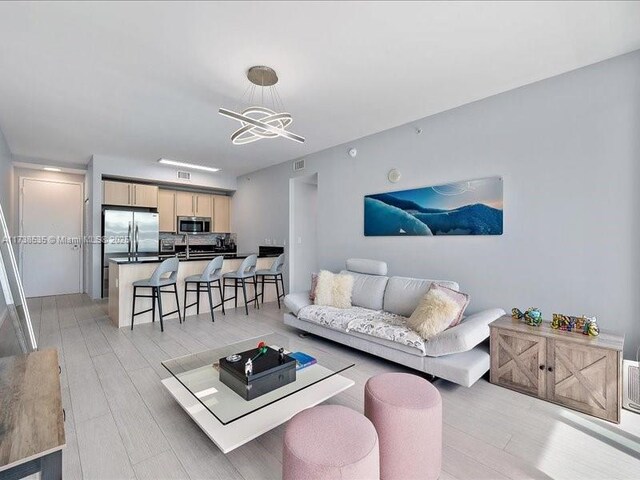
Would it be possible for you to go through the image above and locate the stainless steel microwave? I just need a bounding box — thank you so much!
[178,216,211,234]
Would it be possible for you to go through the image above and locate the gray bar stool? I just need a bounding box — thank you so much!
[131,257,181,332]
[256,254,286,308]
[183,256,225,322]
[222,254,259,315]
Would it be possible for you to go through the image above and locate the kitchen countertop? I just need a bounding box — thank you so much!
[108,253,279,264]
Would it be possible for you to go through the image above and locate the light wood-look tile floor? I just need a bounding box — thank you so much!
[26,294,640,480]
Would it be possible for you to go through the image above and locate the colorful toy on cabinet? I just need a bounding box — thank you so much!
[512,307,543,326]
[551,313,599,336]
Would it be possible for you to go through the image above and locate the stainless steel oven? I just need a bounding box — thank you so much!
[178,216,211,234]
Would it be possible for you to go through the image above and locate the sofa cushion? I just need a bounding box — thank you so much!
[298,305,375,331]
[340,270,388,311]
[284,292,313,316]
[346,314,427,355]
[346,258,388,276]
[383,276,460,317]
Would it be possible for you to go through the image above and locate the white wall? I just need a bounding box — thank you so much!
[290,176,318,292]
[87,155,238,298]
[233,50,640,358]
[0,127,13,322]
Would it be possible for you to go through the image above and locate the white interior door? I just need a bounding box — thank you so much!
[21,178,83,297]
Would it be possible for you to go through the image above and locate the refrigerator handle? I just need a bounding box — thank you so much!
[127,222,132,255]
[135,224,139,255]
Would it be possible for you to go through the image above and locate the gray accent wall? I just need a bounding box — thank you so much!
[233,50,640,358]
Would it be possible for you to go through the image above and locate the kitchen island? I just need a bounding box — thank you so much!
[108,254,281,328]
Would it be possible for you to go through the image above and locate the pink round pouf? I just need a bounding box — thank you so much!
[364,373,442,480]
[283,405,379,480]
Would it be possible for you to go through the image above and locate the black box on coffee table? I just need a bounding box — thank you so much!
[219,346,296,401]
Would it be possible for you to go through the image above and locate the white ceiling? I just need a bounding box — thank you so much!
[0,1,639,176]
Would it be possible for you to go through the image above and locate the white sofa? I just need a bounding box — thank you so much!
[284,259,505,387]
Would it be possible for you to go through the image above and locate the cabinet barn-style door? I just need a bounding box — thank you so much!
[490,329,546,397]
[547,339,619,423]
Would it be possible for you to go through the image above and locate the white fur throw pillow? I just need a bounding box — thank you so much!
[314,270,354,309]
[407,286,462,340]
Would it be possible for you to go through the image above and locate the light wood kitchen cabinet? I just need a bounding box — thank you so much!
[490,316,623,422]
[175,191,212,217]
[175,191,195,216]
[131,184,158,208]
[194,194,212,217]
[158,189,176,232]
[103,181,158,208]
[212,195,231,232]
[103,180,132,206]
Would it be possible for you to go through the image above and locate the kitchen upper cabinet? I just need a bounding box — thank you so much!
[103,181,131,206]
[132,184,158,208]
[194,194,212,217]
[158,189,176,232]
[175,191,212,218]
[212,195,231,232]
[175,191,195,216]
[102,181,158,208]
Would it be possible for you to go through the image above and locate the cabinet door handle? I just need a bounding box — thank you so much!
[547,367,553,372]
[539,365,545,370]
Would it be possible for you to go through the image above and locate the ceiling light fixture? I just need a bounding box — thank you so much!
[158,158,220,172]
[219,66,305,145]
[43,167,61,172]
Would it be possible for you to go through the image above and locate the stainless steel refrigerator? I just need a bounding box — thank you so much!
[102,210,159,298]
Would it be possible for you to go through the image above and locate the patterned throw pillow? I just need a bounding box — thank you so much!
[407,283,469,339]
[314,270,354,309]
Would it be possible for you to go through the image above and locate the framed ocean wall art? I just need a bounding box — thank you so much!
[364,176,503,236]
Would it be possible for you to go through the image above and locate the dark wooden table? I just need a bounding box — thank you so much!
[0,348,65,480]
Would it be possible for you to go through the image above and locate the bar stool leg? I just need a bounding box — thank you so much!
[279,274,286,298]
[254,275,259,310]
[218,279,225,315]
[275,275,281,309]
[173,283,182,324]
[156,287,165,332]
[240,278,249,315]
[131,286,137,330]
[206,281,215,322]
[183,282,189,320]
[234,279,238,309]
[261,275,265,304]
[151,287,156,323]
[196,283,201,315]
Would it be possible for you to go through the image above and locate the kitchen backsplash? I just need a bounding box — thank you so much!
[160,232,237,246]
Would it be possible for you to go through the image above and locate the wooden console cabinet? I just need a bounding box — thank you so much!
[490,316,624,423]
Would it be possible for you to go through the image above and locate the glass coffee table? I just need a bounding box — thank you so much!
[161,333,355,453]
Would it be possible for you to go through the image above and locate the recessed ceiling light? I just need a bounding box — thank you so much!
[44,167,62,172]
[158,158,220,172]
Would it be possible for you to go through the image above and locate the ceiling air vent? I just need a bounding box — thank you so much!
[177,171,191,181]
[293,159,306,172]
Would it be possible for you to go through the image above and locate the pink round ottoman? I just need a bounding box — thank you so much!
[365,373,442,480]
[283,405,379,480]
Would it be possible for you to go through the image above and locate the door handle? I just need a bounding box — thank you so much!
[127,222,132,255]
[547,367,553,372]
[135,225,139,255]
[539,365,545,370]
